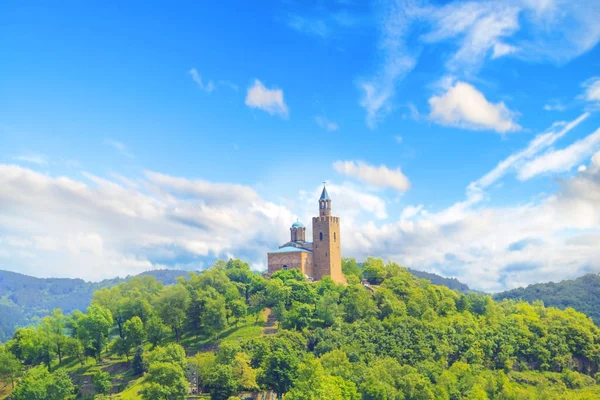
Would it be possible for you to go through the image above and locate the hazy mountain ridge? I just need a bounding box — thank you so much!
[494,273,600,325]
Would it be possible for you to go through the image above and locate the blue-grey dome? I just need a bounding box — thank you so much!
[291,220,304,229]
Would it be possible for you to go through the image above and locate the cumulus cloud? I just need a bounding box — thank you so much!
[315,116,339,131]
[245,80,288,117]
[518,128,600,180]
[188,68,215,93]
[429,81,520,133]
[0,165,295,280]
[332,160,410,192]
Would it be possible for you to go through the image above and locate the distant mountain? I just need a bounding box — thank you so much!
[494,273,600,325]
[407,268,473,294]
[0,269,195,342]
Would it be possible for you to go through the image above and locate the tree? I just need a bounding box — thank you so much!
[206,364,239,400]
[11,366,74,400]
[146,315,170,347]
[124,316,146,349]
[362,257,386,284]
[342,258,362,278]
[0,348,22,388]
[141,361,188,400]
[145,343,187,371]
[258,349,299,397]
[155,285,190,341]
[229,298,248,324]
[93,370,112,395]
[77,304,113,362]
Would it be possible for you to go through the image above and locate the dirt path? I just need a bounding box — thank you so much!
[262,308,278,335]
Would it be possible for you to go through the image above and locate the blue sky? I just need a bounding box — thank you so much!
[1,0,600,291]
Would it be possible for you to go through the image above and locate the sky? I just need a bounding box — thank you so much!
[1,0,600,292]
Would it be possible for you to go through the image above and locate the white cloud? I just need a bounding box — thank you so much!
[358,0,600,127]
[188,68,215,93]
[581,77,600,103]
[13,154,47,166]
[429,81,520,133]
[315,116,339,131]
[543,100,566,111]
[358,0,417,128]
[245,80,288,117]
[104,139,133,158]
[469,112,589,193]
[518,128,600,180]
[0,164,295,280]
[332,160,410,192]
[395,136,403,144]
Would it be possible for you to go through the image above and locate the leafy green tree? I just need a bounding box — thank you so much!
[155,285,190,341]
[228,298,248,324]
[12,366,74,400]
[93,370,112,395]
[284,357,347,400]
[0,348,22,388]
[141,361,188,400]
[258,348,300,397]
[145,343,187,371]
[146,315,170,347]
[342,258,362,278]
[206,364,239,400]
[124,316,146,349]
[77,304,113,362]
[341,284,378,322]
[362,257,386,284]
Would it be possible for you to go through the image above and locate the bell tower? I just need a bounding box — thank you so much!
[312,185,344,283]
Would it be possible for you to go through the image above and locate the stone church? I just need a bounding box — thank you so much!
[267,185,345,284]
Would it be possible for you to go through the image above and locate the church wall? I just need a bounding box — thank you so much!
[267,252,312,277]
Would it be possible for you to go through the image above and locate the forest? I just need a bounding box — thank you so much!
[2,257,600,399]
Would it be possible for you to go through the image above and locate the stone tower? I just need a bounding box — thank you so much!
[312,185,344,283]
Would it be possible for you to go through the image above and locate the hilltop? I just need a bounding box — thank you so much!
[0,264,473,342]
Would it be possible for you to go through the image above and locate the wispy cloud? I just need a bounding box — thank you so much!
[428,81,520,133]
[333,160,410,192]
[104,139,133,158]
[518,128,600,180]
[581,76,600,104]
[13,154,47,166]
[359,0,600,127]
[188,68,215,93]
[245,80,288,118]
[315,116,339,131]
[544,100,566,112]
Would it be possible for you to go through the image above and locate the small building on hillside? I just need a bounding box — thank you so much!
[267,185,345,284]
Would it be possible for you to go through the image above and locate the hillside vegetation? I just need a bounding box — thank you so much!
[494,273,600,326]
[2,258,600,399]
[0,264,473,342]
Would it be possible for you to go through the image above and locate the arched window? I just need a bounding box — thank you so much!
[334,232,336,242]
[320,232,323,241]
[283,265,288,270]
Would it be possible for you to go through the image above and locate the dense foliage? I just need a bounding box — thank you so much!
[495,273,600,326]
[3,259,600,399]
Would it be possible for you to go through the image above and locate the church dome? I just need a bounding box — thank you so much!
[291,220,305,229]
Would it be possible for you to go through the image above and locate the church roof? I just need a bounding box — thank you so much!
[319,186,330,200]
[291,220,304,229]
[268,246,312,254]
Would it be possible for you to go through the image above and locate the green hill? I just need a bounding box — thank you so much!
[0,265,474,342]
[3,258,600,399]
[494,273,600,325]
